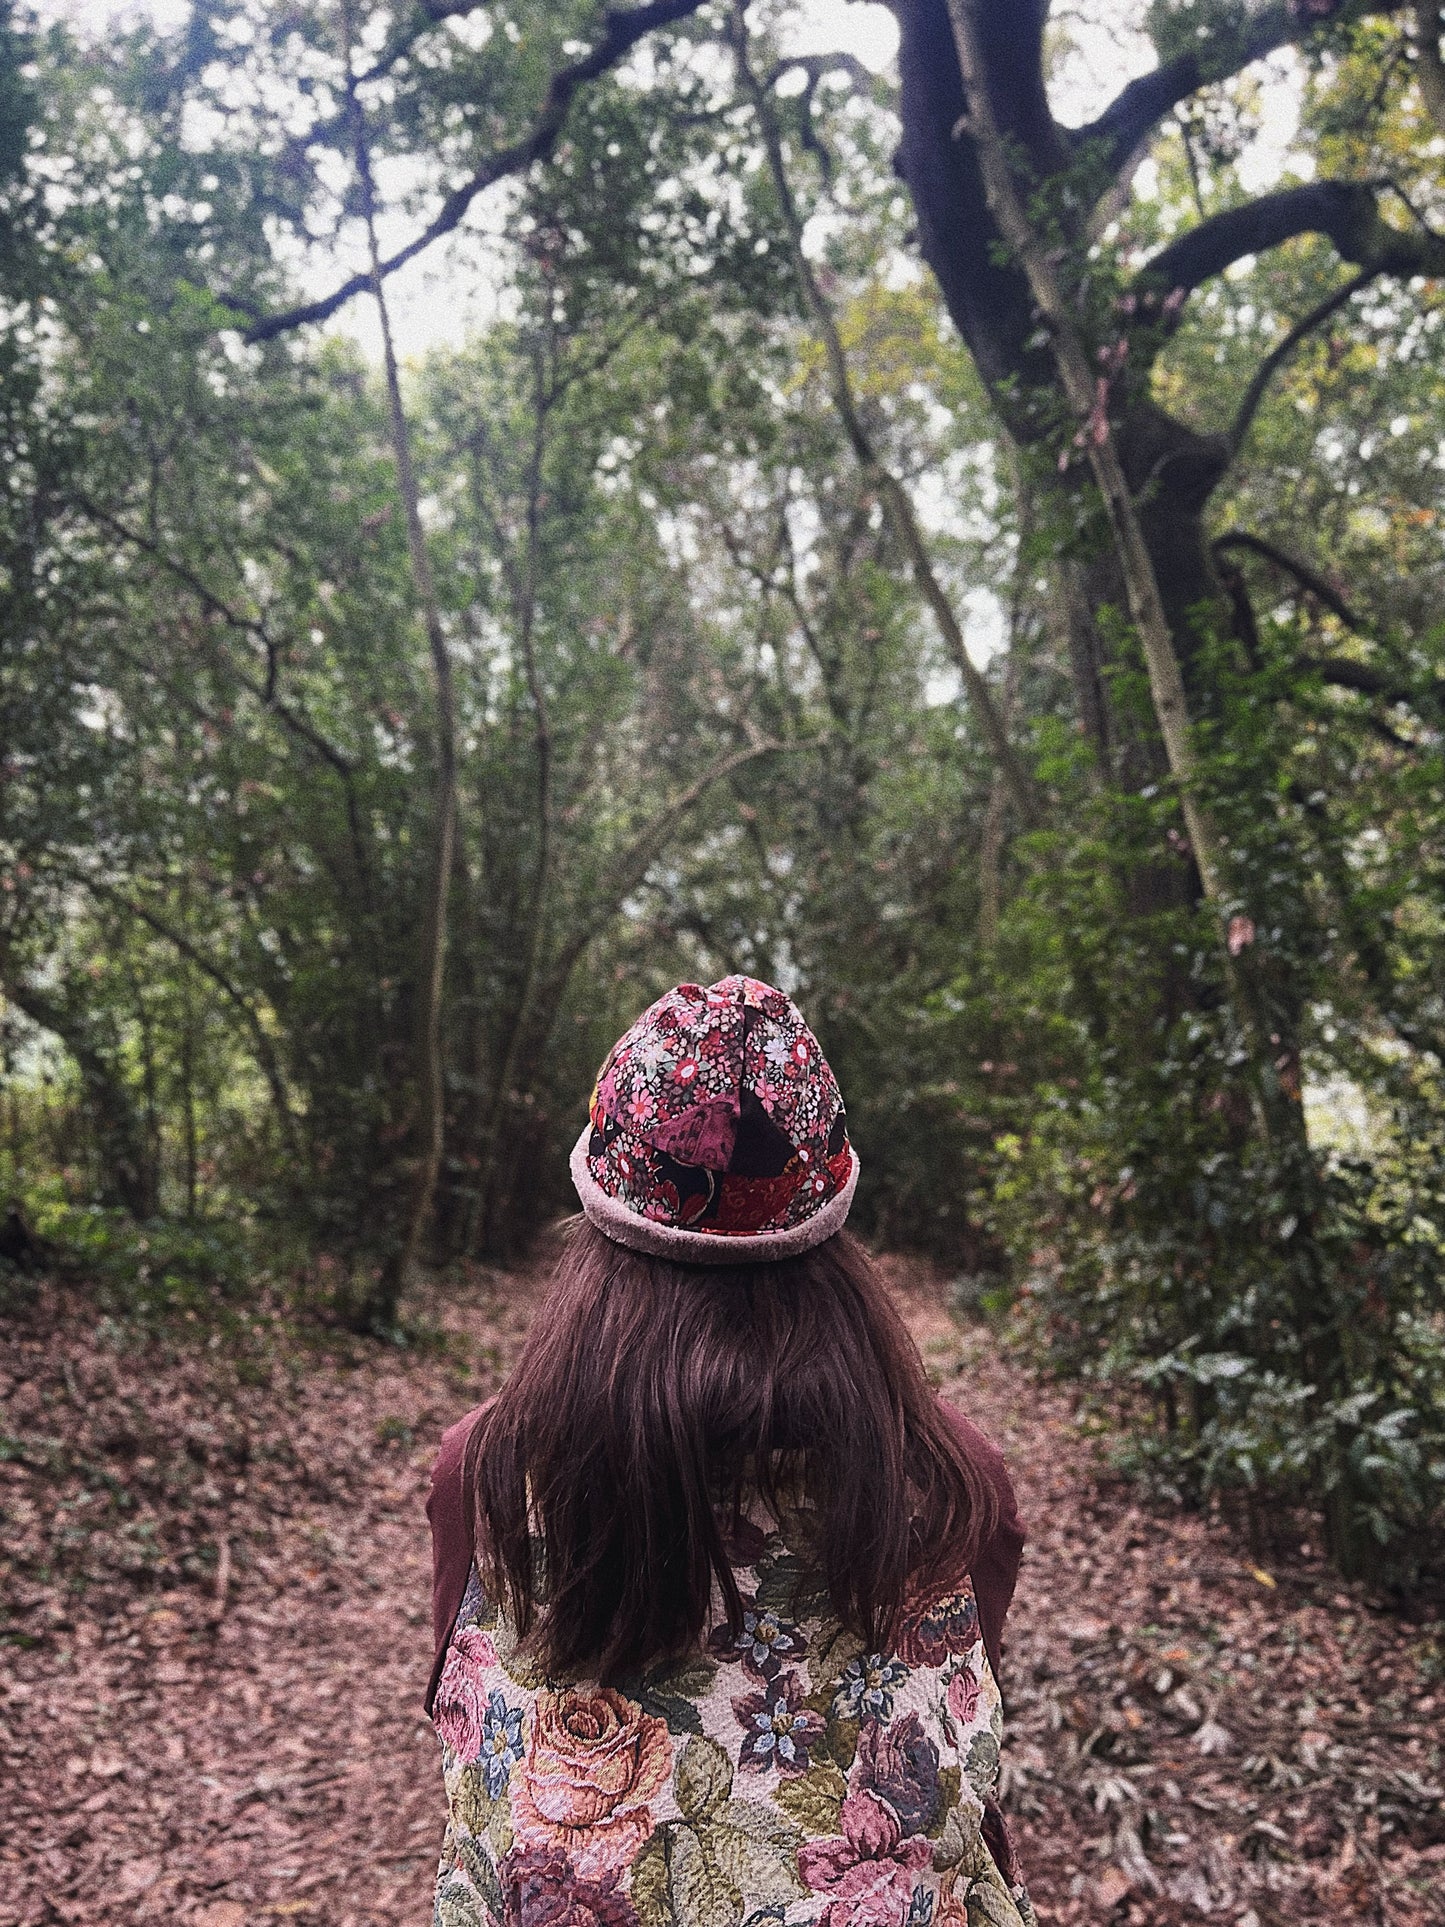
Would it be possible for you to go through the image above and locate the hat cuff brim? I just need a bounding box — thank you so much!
[569,1126,859,1265]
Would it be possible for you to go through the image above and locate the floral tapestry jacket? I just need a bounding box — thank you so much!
[426,1409,1034,1927]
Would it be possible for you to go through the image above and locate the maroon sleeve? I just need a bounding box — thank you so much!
[423,1401,492,1716]
[938,1399,1026,1689]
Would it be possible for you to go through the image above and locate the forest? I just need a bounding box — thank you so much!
[1,0,1444,1917]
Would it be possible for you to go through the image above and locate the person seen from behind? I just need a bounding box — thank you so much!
[425,975,1035,1926]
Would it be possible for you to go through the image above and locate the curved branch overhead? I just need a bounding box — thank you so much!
[1141,180,1445,299]
[242,0,709,342]
[1075,0,1412,173]
[1226,270,1373,456]
[1214,529,1367,630]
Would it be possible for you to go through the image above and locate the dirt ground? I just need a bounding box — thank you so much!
[2,1259,1441,1927]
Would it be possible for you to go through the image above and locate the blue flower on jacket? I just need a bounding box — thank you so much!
[733,1671,826,1774]
[480,1689,525,1799]
[709,1600,805,1679]
[832,1654,909,1725]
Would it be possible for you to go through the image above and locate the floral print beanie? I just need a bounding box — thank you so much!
[569,975,859,1262]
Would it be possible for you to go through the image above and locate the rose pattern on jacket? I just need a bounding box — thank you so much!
[945,1657,982,1737]
[854,1711,942,1835]
[797,1788,935,1927]
[432,1540,1035,1927]
[433,1625,505,1765]
[500,1845,640,1927]
[510,1686,671,1880]
[897,1586,979,1668]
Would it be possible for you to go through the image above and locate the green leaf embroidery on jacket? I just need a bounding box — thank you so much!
[933,1806,991,1880]
[631,1830,674,1927]
[929,1764,963,1838]
[708,1799,807,1909]
[454,1836,505,1923]
[668,1821,738,1927]
[773,1755,847,1835]
[629,1654,720,1737]
[452,1764,496,1839]
[637,1739,806,1927]
[962,1858,1030,1927]
[823,1712,860,1771]
[675,1734,734,1823]
[434,1871,493,1927]
[964,1729,1001,1798]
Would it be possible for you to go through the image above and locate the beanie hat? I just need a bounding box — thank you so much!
[570,975,859,1263]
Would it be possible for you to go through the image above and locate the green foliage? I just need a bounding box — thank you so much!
[0,1,1442,1578]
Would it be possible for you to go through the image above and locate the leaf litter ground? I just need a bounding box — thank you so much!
[2,1260,1440,1927]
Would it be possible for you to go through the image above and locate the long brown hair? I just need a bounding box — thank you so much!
[467,1220,997,1681]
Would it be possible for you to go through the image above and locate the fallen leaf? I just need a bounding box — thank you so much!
[1194,1718,1234,1755]
[1094,1865,1132,1908]
[116,1858,161,1897]
[194,1904,248,1927]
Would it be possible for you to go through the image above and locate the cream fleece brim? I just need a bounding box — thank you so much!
[569,1125,859,1265]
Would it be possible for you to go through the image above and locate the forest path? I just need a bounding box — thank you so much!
[2,1263,1440,1927]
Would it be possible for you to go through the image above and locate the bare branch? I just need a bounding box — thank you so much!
[1412,3,1445,132]
[243,0,709,342]
[546,736,806,989]
[1227,270,1372,455]
[349,16,460,1297]
[81,877,301,1154]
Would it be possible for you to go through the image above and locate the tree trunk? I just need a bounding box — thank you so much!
[349,51,459,1327]
[1,975,159,1219]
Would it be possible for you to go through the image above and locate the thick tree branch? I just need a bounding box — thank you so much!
[1227,270,1372,454]
[946,0,1327,1189]
[242,0,708,342]
[1142,180,1445,301]
[1078,1,1410,173]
